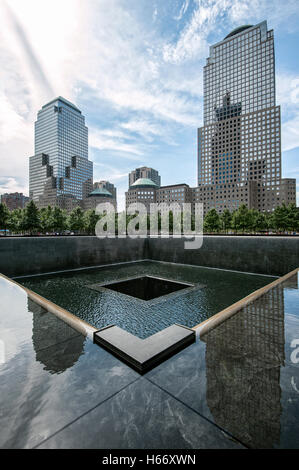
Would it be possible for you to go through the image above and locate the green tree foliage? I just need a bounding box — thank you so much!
[0,201,298,236]
[231,204,250,233]
[204,208,220,233]
[270,203,289,232]
[0,203,10,235]
[40,206,54,233]
[220,209,232,233]
[23,201,40,235]
[84,209,100,235]
[253,211,268,232]
[52,207,67,233]
[8,209,24,234]
[68,206,85,233]
[286,203,299,232]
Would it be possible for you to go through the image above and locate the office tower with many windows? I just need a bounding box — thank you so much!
[197,21,296,213]
[29,96,93,208]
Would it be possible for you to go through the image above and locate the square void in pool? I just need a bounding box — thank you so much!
[96,275,194,301]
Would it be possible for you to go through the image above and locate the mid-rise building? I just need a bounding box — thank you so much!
[83,187,117,211]
[129,167,161,188]
[29,97,93,209]
[279,179,297,206]
[126,178,193,215]
[197,21,296,214]
[126,178,158,211]
[83,181,117,211]
[93,181,117,200]
[156,184,192,213]
[1,192,29,211]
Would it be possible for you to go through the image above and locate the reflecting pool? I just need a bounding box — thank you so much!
[18,261,274,338]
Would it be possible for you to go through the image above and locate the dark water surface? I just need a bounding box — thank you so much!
[18,261,275,338]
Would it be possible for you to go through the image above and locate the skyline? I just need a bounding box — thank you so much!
[1,0,299,211]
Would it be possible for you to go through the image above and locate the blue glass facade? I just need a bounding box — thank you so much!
[30,96,93,202]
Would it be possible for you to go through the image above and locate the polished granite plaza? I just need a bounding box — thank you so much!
[0,269,299,449]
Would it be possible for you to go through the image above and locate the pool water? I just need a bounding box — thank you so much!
[18,261,275,339]
[94,275,193,301]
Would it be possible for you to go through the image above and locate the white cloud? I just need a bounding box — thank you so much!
[174,0,190,21]
[89,128,144,158]
[282,117,299,152]
[277,74,299,152]
[93,162,129,182]
[0,176,27,195]
[0,91,31,144]
[228,0,257,22]
[0,0,203,198]
[120,119,163,139]
[277,75,299,107]
[227,0,299,29]
[1,0,299,200]
[163,1,211,63]
[0,0,85,193]
[163,0,299,65]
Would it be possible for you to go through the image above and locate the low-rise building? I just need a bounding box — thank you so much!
[1,192,29,210]
[83,187,117,211]
[93,181,117,200]
[279,179,297,206]
[126,178,157,211]
[156,184,192,214]
[129,167,161,188]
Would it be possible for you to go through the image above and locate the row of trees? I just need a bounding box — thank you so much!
[0,202,101,235]
[203,203,299,233]
[0,200,298,235]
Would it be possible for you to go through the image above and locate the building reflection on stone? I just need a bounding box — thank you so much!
[28,298,85,374]
[201,280,297,448]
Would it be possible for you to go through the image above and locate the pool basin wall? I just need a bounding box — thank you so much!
[0,235,299,277]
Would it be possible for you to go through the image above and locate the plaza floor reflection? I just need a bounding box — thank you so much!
[28,298,85,374]
[201,273,299,448]
[1,270,298,448]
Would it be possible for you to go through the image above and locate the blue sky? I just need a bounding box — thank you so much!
[0,0,299,210]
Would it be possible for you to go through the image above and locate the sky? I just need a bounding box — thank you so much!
[0,0,299,211]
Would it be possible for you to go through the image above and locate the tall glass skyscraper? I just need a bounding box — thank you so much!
[197,21,296,213]
[29,97,93,207]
